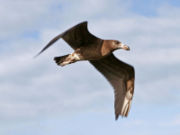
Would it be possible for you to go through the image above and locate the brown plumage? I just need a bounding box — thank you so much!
[36,21,135,120]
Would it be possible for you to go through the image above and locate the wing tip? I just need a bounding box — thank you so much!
[121,98,132,117]
[34,21,89,59]
[115,114,119,120]
[33,51,42,58]
[115,96,132,120]
[115,112,128,120]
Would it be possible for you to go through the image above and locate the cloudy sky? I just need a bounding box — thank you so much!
[0,0,180,135]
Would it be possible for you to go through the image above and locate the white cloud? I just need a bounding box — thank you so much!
[0,0,61,39]
[135,75,180,105]
[132,48,180,65]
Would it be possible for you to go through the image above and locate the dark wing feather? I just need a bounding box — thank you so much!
[35,21,102,57]
[90,54,135,119]
[34,33,64,57]
[62,21,101,49]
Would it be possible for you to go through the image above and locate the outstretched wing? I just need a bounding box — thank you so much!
[62,21,101,49]
[35,21,102,57]
[90,54,135,120]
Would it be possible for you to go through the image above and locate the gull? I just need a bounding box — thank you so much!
[36,21,135,120]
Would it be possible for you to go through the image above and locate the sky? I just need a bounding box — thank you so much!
[0,0,180,135]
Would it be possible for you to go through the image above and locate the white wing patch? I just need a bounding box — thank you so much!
[121,90,133,117]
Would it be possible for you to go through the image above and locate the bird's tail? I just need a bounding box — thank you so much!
[54,54,70,66]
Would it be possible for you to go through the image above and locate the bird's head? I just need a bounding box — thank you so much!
[111,40,130,51]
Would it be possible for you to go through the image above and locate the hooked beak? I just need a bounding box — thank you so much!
[118,43,130,51]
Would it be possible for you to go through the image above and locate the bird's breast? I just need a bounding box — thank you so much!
[77,43,109,60]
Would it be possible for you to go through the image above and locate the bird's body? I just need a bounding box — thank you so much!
[36,21,135,120]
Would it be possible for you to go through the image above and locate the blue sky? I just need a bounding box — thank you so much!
[0,0,180,135]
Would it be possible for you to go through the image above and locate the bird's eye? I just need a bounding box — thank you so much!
[115,41,120,44]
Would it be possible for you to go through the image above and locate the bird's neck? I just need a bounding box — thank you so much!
[100,40,114,56]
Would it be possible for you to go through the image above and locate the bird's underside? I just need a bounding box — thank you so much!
[36,21,135,120]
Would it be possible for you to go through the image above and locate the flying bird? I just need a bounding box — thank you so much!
[36,21,135,120]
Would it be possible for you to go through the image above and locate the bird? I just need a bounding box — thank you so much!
[36,21,135,120]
